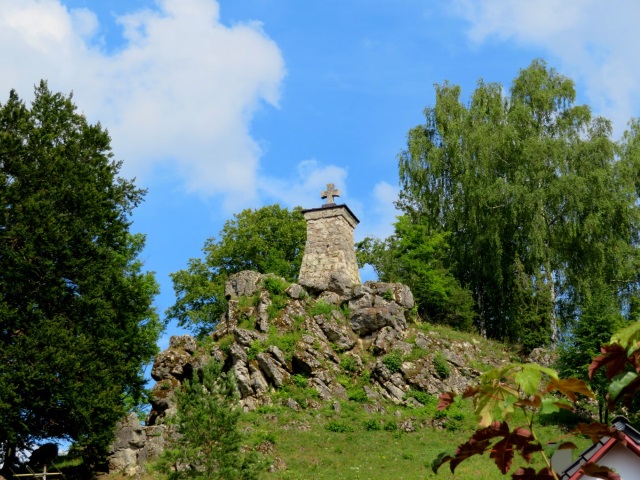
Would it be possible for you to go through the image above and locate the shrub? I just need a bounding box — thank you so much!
[362,419,381,431]
[308,300,335,317]
[382,350,403,373]
[155,360,265,479]
[247,340,264,360]
[340,355,359,374]
[262,276,289,296]
[291,374,308,388]
[217,334,235,354]
[383,421,398,432]
[347,387,368,403]
[407,388,434,406]
[382,289,394,301]
[325,420,353,433]
[433,352,450,379]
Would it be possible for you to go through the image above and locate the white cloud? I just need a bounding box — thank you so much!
[0,0,285,209]
[259,159,349,210]
[450,0,640,136]
[357,181,400,241]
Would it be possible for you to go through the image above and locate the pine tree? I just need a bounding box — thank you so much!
[156,360,264,480]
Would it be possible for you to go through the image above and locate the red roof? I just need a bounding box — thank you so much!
[561,416,640,479]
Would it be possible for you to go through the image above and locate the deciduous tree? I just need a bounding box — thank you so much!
[398,59,640,348]
[357,215,475,330]
[166,205,306,336]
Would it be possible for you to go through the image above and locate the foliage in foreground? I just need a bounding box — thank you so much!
[434,319,640,480]
[0,81,161,471]
[166,205,306,336]
[156,360,265,480]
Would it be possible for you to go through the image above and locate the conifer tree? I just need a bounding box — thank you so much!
[0,82,160,470]
[156,360,263,480]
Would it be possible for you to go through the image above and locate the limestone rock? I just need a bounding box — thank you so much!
[285,283,306,299]
[285,397,301,411]
[317,290,342,306]
[292,348,324,375]
[527,347,558,368]
[225,270,263,298]
[348,292,373,310]
[372,326,400,355]
[228,343,248,365]
[169,335,197,354]
[267,345,288,367]
[257,353,290,388]
[327,270,354,297]
[233,328,265,347]
[232,360,254,398]
[151,348,193,381]
[256,290,271,332]
[314,311,355,351]
[350,304,406,337]
[249,364,269,394]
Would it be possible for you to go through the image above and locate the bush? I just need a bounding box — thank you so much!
[433,352,450,379]
[308,300,335,317]
[363,419,381,431]
[407,388,434,407]
[382,350,403,373]
[291,374,308,388]
[383,421,398,432]
[347,387,368,403]
[340,356,359,374]
[262,276,289,296]
[325,420,353,433]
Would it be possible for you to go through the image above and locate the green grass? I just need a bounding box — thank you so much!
[103,322,591,480]
[239,397,593,480]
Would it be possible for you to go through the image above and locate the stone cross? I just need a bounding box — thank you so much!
[321,183,340,205]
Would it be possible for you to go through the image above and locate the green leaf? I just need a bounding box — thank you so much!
[608,371,639,402]
[610,321,640,354]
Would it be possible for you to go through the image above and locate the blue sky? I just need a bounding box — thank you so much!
[2,0,640,351]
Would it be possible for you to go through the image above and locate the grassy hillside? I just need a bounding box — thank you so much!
[98,323,592,480]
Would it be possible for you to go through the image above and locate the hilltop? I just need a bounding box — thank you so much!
[105,271,577,479]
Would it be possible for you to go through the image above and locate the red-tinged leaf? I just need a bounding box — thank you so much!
[449,439,491,473]
[544,377,594,401]
[431,452,454,474]
[437,392,456,411]
[461,385,479,399]
[472,421,509,443]
[579,461,621,480]
[574,423,627,444]
[491,437,516,474]
[520,441,543,463]
[482,424,535,473]
[512,467,557,479]
[515,396,541,408]
[589,343,628,380]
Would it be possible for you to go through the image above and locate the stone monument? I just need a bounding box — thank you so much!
[298,183,361,293]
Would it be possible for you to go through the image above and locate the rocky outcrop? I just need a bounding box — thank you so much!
[108,413,167,476]
[109,270,495,475]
